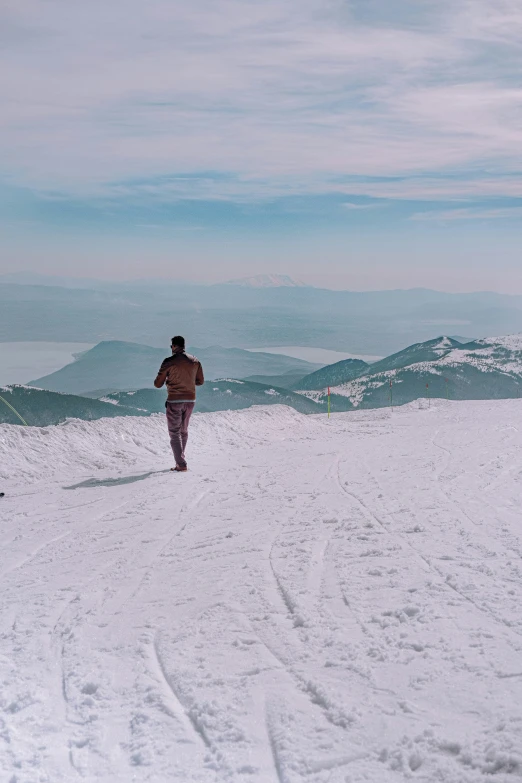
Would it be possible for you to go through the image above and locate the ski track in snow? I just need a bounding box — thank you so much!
[1,401,522,782]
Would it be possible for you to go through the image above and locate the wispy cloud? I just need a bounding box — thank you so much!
[1,0,521,204]
[411,206,522,221]
[342,201,383,210]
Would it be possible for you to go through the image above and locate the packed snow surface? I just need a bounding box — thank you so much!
[1,401,522,782]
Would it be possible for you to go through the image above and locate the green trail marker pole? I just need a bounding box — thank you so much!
[445,378,449,400]
[327,387,331,418]
[426,383,430,408]
[0,394,29,426]
[389,379,393,409]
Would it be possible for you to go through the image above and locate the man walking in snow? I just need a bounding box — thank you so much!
[154,336,204,472]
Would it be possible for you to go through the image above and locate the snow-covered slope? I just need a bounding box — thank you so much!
[324,335,522,408]
[1,401,522,782]
[447,334,522,374]
[365,336,463,375]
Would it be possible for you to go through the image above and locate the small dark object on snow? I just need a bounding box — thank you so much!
[0,492,5,498]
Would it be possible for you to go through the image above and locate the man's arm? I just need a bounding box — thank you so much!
[154,359,170,388]
[196,362,204,386]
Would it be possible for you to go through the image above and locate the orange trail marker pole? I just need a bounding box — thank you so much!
[327,387,331,418]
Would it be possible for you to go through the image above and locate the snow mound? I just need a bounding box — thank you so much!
[0,405,313,481]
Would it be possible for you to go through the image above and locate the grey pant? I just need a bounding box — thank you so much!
[166,402,195,468]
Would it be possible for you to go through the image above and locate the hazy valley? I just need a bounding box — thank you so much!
[2,275,522,357]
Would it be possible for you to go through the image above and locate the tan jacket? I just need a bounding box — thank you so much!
[154,349,204,401]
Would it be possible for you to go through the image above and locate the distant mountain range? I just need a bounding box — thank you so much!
[223,274,307,288]
[3,334,522,426]
[242,370,310,388]
[0,379,325,427]
[2,277,522,356]
[295,335,522,409]
[294,358,369,390]
[102,381,323,415]
[28,341,320,396]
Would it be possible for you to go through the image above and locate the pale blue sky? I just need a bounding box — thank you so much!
[1,0,522,290]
